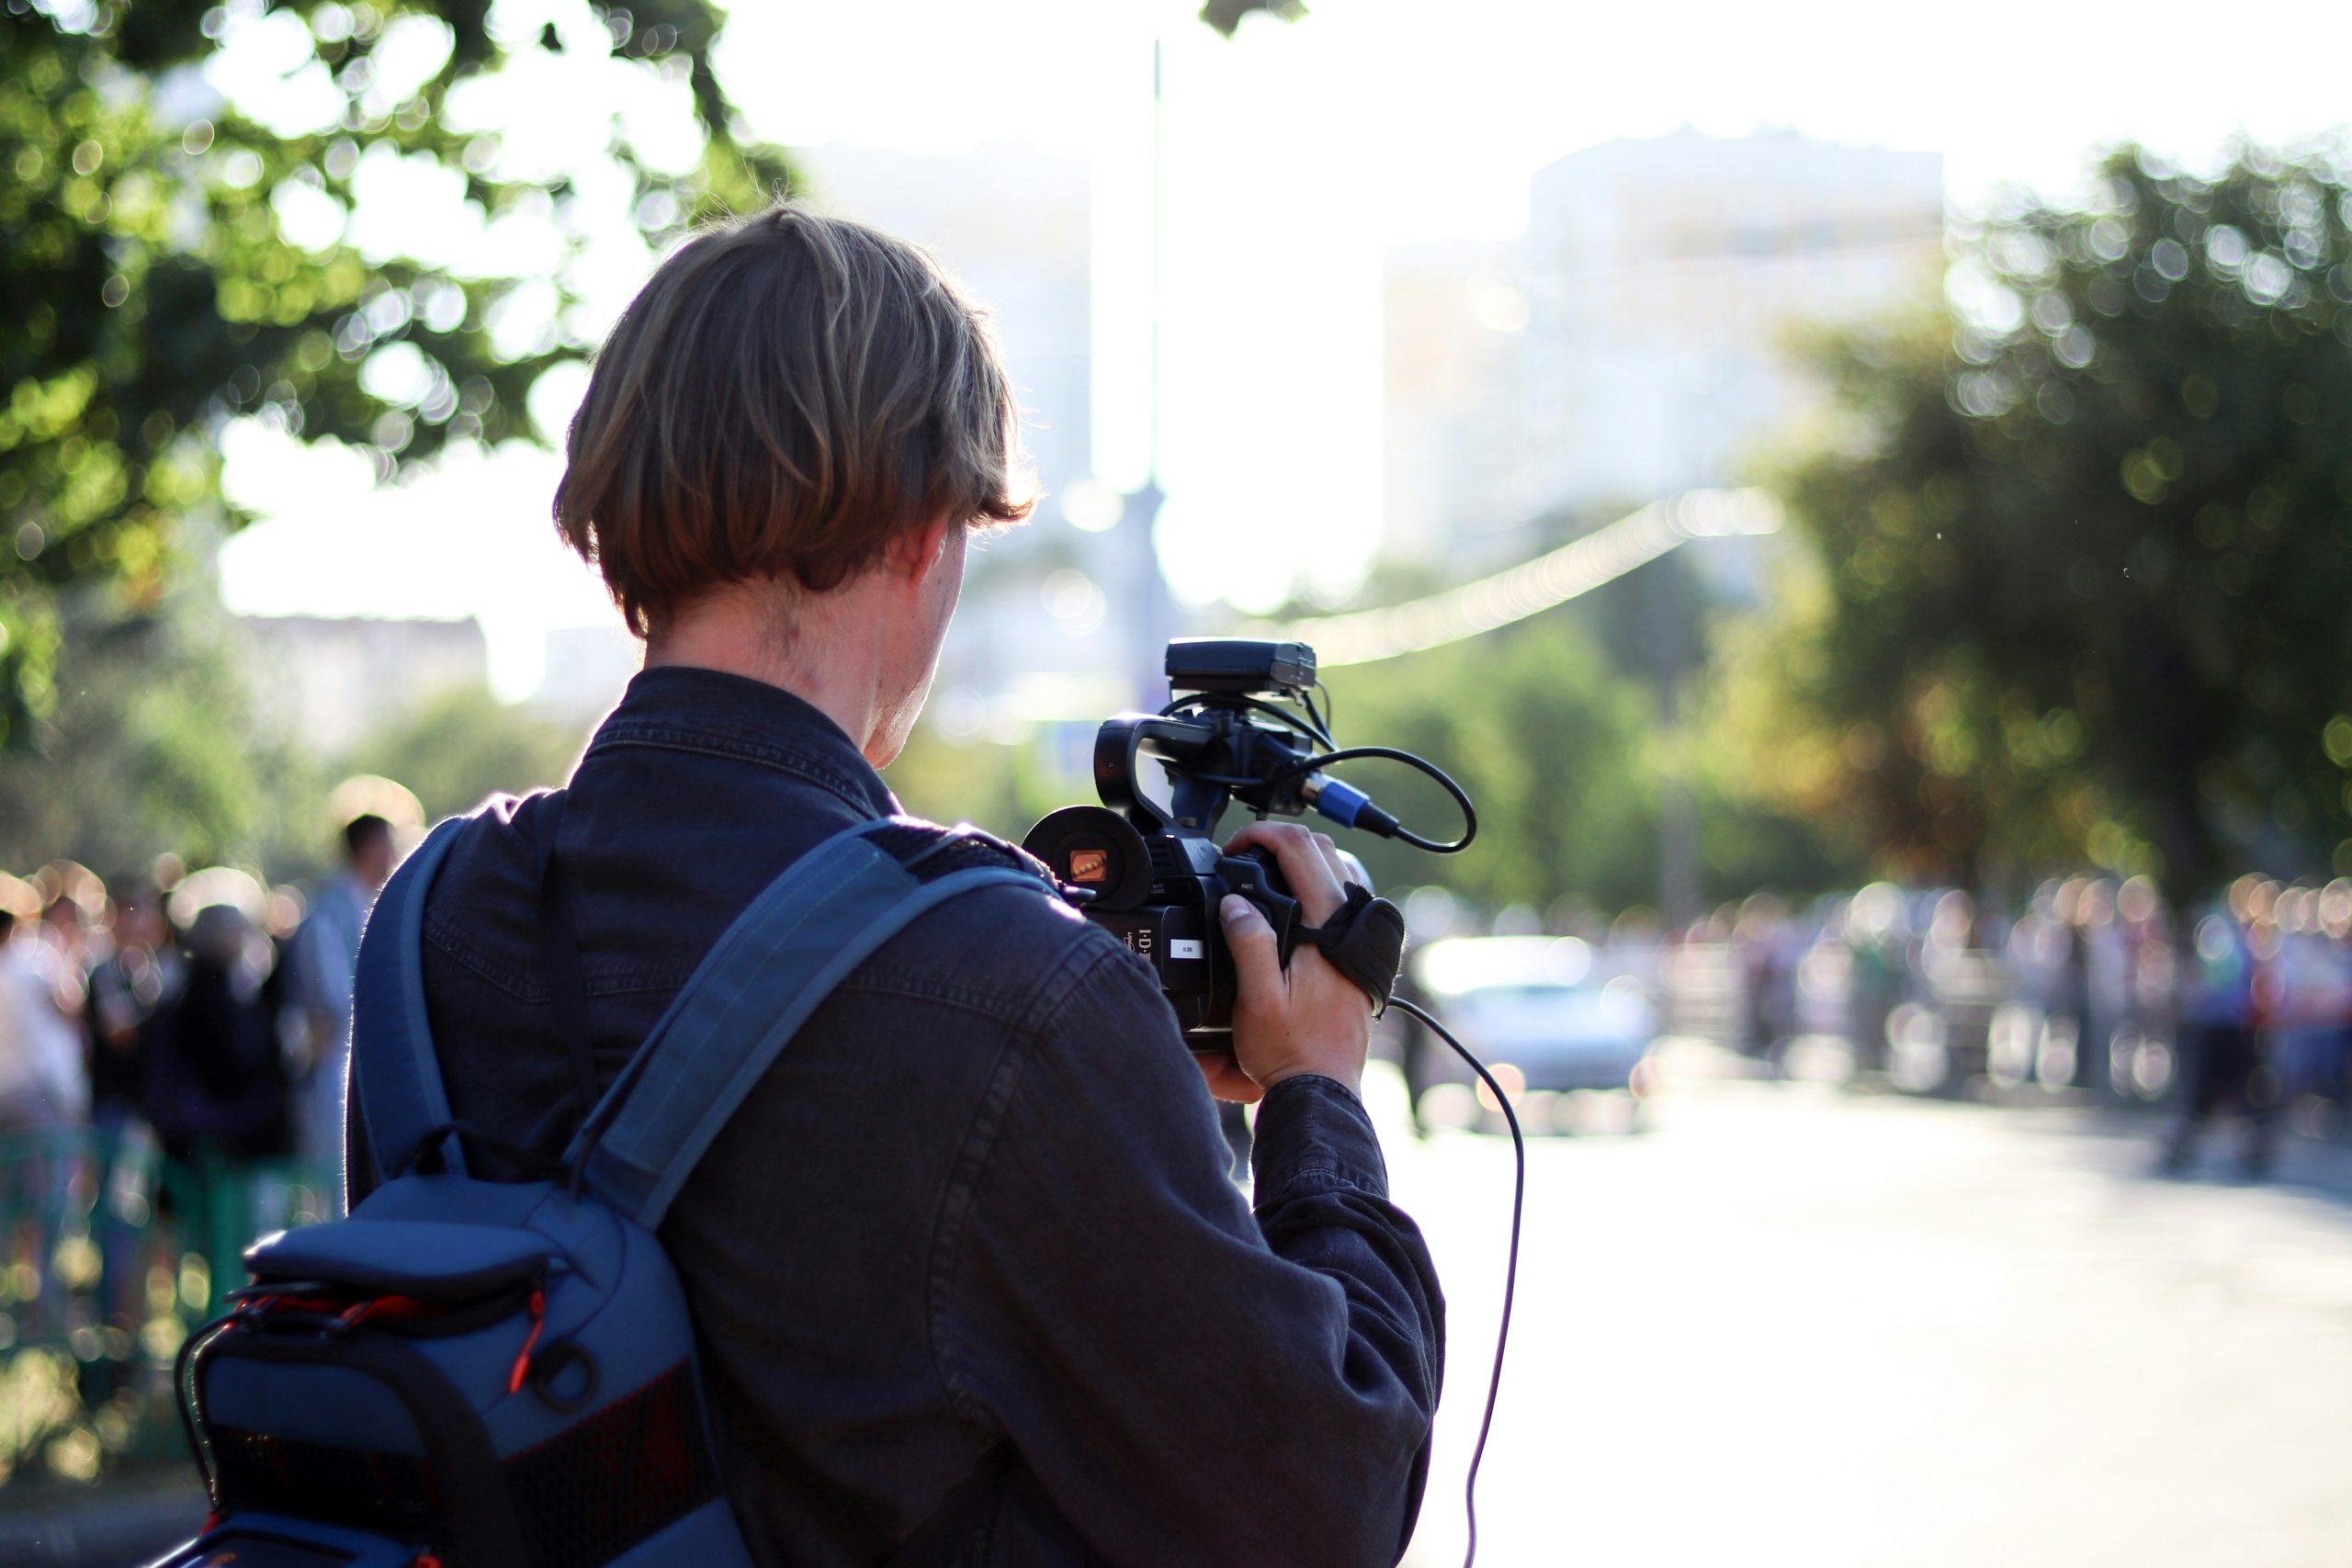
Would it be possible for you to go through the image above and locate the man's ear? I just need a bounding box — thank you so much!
[884,514,956,582]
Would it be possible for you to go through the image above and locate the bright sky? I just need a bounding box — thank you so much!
[216,0,2352,698]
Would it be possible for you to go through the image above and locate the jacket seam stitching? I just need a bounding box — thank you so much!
[836,972,1043,1027]
[424,911,699,1001]
[584,730,882,814]
[424,912,534,996]
[1254,1162,1383,1202]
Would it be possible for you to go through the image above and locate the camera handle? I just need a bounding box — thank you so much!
[1095,710,1317,840]
[1095,712,1226,837]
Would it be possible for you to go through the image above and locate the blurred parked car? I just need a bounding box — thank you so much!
[1398,936,1656,1132]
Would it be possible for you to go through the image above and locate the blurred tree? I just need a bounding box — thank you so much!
[884,723,1090,847]
[345,682,586,824]
[0,0,786,749]
[882,586,1850,920]
[1198,0,1307,37]
[1317,616,1659,914]
[1577,550,1713,694]
[0,579,319,874]
[1747,145,2352,896]
[1241,515,1849,918]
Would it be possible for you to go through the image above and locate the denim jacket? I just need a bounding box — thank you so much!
[347,666,1444,1567]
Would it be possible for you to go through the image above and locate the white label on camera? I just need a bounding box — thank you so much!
[1170,939,1205,960]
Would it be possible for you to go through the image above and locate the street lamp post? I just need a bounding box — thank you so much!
[1122,34,1176,709]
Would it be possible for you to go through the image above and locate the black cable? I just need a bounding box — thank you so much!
[1153,698,1470,852]
[1298,685,1338,749]
[1273,746,1478,853]
[1159,693,1329,748]
[1387,995,1521,1568]
[1175,745,1477,852]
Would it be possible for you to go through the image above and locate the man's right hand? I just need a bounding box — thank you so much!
[1216,822,1374,1100]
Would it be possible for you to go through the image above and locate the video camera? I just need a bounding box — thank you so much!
[1023,642,1519,1554]
[1023,638,1472,1040]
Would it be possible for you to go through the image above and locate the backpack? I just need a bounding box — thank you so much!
[158,805,1052,1568]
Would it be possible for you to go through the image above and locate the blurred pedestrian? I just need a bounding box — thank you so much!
[2052,878,2096,1088]
[2160,882,2269,1178]
[2077,879,2131,1096]
[286,814,395,1173]
[2272,882,2352,1125]
[83,875,174,1138]
[0,874,90,1129]
[145,902,289,1163]
[1842,884,1905,1075]
[1735,894,1800,1058]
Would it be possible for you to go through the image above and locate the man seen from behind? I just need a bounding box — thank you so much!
[345,204,1444,1567]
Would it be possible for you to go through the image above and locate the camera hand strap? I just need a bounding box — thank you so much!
[1294,886,1407,1016]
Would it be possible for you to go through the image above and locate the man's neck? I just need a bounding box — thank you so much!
[644,581,885,753]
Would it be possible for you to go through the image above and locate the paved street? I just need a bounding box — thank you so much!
[1377,1055,2352,1567]
[15,1055,2352,1566]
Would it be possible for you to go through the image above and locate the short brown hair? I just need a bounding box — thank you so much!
[555,204,1035,636]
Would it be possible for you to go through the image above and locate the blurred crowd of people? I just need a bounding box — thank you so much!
[1695,873,2352,1172]
[13,818,2350,1190]
[0,818,394,1178]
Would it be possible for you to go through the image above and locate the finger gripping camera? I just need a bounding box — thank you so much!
[1023,638,1470,1040]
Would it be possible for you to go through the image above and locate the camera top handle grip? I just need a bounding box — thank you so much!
[1095,712,1225,840]
[1096,708,1323,843]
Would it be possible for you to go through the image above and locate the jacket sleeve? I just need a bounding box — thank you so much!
[933,940,1444,1567]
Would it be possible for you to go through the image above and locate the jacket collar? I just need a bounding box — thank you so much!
[583,665,899,819]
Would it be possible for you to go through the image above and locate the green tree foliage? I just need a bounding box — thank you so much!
[881,557,1853,921]
[345,682,587,824]
[1750,145,2352,895]
[885,724,1077,844]
[0,579,317,874]
[0,0,782,748]
[1198,0,1306,37]
[1318,617,1658,913]
[880,622,1667,916]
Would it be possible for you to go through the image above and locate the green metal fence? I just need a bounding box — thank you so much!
[0,1128,334,1491]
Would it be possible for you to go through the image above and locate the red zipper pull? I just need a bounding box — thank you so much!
[506,1289,548,1395]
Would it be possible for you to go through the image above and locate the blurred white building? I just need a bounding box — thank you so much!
[1381,240,1542,566]
[237,615,488,754]
[1522,128,1945,515]
[533,623,642,726]
[1380,130,1944,569]
[796,142,1093,519]
[797,142,1133,726]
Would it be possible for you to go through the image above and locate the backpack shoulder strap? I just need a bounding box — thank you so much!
[350,814,475,1182]
[566,819,1050,1230]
